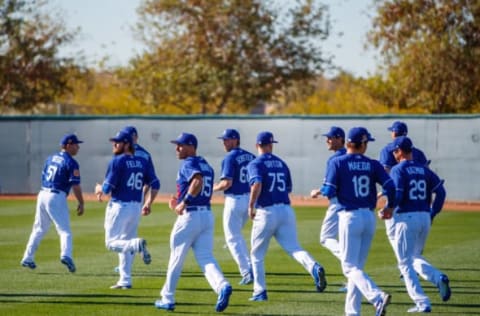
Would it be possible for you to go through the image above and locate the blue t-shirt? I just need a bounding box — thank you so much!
[103,154,160,202]
[176,156,214,207]
[379,142,428,169]
[220,147,255,195]
[324,154,394,211]
[41,151,81,194]
[134,143,160,188]
[247,153,292,208]
[322,147,347,185]
[390,160,444,213]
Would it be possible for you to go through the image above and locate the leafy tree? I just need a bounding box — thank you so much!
[368,0,480,113]
[128,0,332,114]
[0,0,80,113]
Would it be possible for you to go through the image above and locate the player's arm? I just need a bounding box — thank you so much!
[213,179,232,192]
[430,180,446,221]
[175,173,203,215]
[71,184,84,216]
[142,179,160,216]
[248,182,262,220]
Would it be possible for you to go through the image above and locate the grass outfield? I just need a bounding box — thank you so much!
[1,200,479,316]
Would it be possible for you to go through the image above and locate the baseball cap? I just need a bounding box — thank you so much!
[322,126,345,139]
[387,121,408,135]
[60,134,83,145]
[122,126,138,137]
[392,136,413,151]
[109,130,133,144]
[170,132,198,149]
[256,131,278,145]
[217,129,240,140]
[347,127,375,144]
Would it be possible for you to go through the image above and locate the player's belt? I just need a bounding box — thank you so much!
[41,187,61,194]
[111,198,141,204]
[225,193,249,198]
[186,206,210,212]
[259,203,288,208]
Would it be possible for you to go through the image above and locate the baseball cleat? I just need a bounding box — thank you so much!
[438,274,451,302]
[154,300,175,311]
[338,282,348,293]
[60,256,76,273]
[312,263,327,292]
[374,292,391,316]
[21,260,36,270]
[249,290,268,301]
[110,284,132,290]
[407,305,432,313]
[239,271,253,285]
[215,284,232,312]
[139,239,151,265]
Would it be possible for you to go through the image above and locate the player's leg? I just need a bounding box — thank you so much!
[22,193,52,265]
[394,213,431,311]
[47,193,73,260]
[250,207,276,296]
[223,196,251,280]
[320,204,342,260]
[159,213,196,304]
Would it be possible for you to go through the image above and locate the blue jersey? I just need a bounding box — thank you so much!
[103,154,160,202]
[247,153,292,208]
[220,147,255,195]
[176,156,214,207]
[134,143,160,188]
[324,154,394,211]
[390,160,445,213]
[41,151,81,194]
[322,147,347,184]
[379,143,428,169]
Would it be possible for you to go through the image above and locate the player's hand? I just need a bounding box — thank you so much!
[94,183,103,202]
[248,206,256,220]
[174,202,185,215]
[310,189,321,198]
[168,195,177,210]
[77,203,84,216]
[142,204,151,216]
[377,206,393,220]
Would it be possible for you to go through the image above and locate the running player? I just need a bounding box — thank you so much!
[322,127,396,316]
[213,129,255,285]
[155,132,232,313]
[95,129,160,289]
[389,136,450,312]
[247,131,327,302]
[21,133,85,273]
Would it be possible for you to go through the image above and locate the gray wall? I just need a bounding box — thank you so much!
[1,115,479,201]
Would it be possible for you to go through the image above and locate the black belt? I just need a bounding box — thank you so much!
[186,206,210,212]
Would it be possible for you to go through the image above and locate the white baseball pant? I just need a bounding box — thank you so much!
[22,190,73,262]
[320,200,342,260]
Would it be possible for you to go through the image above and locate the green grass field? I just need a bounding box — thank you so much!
[1,199,479,316]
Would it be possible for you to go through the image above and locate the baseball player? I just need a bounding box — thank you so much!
[247,131,327,302]
[389,136,450,313]
[111,125,158,273]
[21,134,85,273]
[213,129,255,285]
[322,127,396,316]
[379,121,430,273]
[155,132,232,313]
[310,126,346,260]
[95,129,160,289]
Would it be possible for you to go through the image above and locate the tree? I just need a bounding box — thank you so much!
[127,0,332,114]
[0,0,80,113]
[368,0,480,113]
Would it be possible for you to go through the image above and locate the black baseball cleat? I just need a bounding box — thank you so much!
[60,256,76,273]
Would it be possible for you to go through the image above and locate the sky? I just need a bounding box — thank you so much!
[54,0,379,78]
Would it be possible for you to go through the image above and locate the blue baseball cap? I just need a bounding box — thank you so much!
[256,131,278,145]
[347,127,375,144]
[109,130,133,144]
[217,129,240,140]
[60,134,83,145]
[170,132,198,149]
[122,126,138,137]
[322,126,345,139]
[392,136,413,151]
[387,121,408,135]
